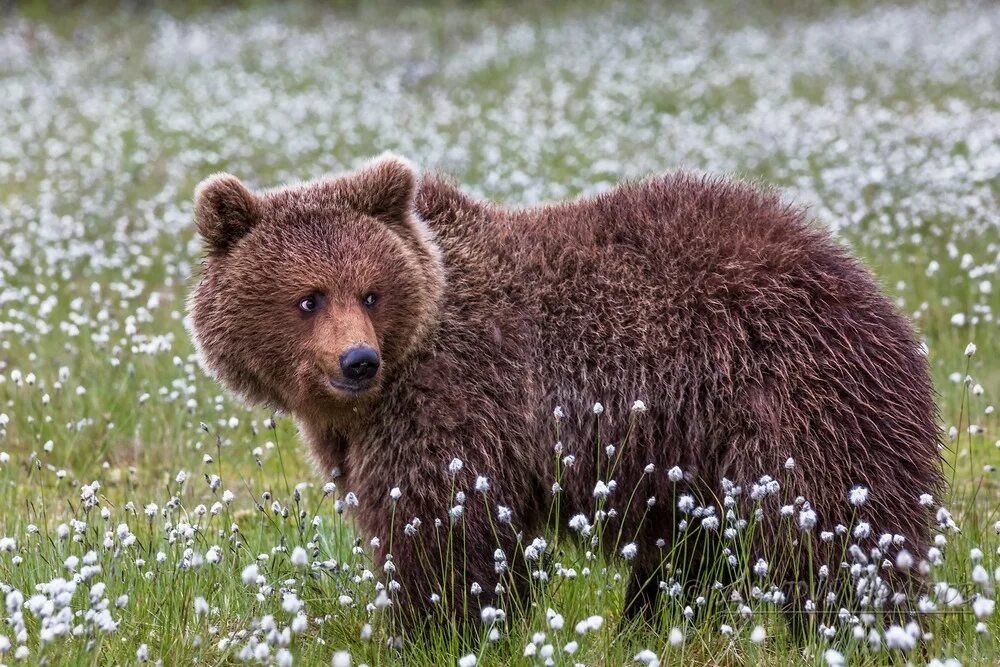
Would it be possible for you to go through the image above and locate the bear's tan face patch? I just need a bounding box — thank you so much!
[306,298,380,394]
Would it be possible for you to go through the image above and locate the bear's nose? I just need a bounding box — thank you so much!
[340,346,380,382]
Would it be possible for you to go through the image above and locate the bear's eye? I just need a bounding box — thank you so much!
[298,295,321,314]
[362,293,378,308]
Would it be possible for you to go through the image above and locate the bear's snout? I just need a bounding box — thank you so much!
[339,346,380,384]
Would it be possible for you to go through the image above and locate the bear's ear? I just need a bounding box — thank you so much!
[344,154,418,222]
[194,174,261,255]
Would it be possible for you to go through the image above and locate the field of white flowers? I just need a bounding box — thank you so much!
[0,1,998,665]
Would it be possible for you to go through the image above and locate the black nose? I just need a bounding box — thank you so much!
[340,347,380,382]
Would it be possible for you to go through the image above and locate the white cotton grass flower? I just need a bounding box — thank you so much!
[634,649,660,666]
[667,466,683,482]
[290,546,308,567]
[965,342,977,357]
[936,584,964,607]
[749,625,766,644]
[568,514,591,535]
[631,400,647,413]
[283,592,304,613]
[480,605,504,625]
[668,627,683,647]
[592,402,604,415]
[331,651,352,667]
[448,458,463,475]
[677,495,695,513]
[884,624,916,652]
[241,563,259,585]
[824,648,845,666]
[574,615,603,635]
[849,485,869,506]
[798,507,817,531]
[972,597,995,619]
[621,543,638,560]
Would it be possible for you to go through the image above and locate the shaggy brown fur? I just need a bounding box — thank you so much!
[188,155,941,630]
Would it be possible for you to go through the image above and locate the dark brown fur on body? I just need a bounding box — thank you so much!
[188,155,941,630]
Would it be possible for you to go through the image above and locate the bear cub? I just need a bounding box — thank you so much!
[188,155,941,629]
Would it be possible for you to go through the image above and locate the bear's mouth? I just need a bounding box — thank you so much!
[328,378,375,396]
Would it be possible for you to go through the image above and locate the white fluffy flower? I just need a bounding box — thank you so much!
[634,649,660,666]
[823,648,845,666]
[241,563,259,585]
[884,625,916,652]
[677,495,695,513]
[290,547,308,567]
[972,597,995,619]
[194,597,209,616]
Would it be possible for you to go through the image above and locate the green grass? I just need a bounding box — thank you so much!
[0,1,998,665]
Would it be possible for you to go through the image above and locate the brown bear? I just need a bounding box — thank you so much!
[187,154,941,631]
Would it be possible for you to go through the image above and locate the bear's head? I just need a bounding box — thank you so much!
[187,155,444,418]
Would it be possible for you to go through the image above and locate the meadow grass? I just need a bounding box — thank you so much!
[0,1,998,664]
